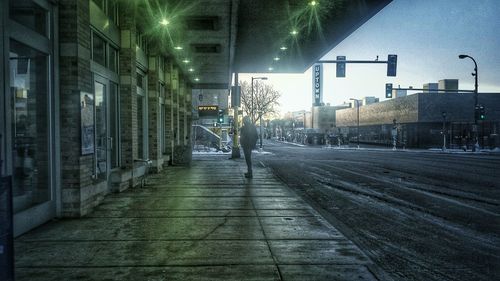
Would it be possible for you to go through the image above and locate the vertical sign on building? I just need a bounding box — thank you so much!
[312,64,323,106]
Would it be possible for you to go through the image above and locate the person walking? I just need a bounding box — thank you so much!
[240,116,258,178]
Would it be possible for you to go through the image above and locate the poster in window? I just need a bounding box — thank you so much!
[81,91,95,155]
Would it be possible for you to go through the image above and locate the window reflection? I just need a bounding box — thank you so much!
[9,0,48,37]
[9,40,50,213]
[92,33,106,66]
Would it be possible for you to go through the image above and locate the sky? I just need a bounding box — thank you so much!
[239,0,500,115]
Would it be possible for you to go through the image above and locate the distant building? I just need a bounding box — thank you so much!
[362,96,379,106]
[393,87,407,98]
[312,104,350,132]
[423,83,439,94]
[439,79,459,94]
[335,92,500,148]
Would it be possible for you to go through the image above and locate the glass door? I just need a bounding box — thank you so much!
[94,76,120,181]
[94,76,109,180]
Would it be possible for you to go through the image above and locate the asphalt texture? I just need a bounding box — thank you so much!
[256,140,500,281]
[14,154,383,281]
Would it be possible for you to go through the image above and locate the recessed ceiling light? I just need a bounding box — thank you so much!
[182,59,190,64]
[194,78,200,82]
[160,18,170,26]
[280,46,288,50]
[174,46,183,50]
[290,30,298,36]
[309,1,318,6]
[188,68,194,72]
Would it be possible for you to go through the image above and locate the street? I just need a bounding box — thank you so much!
[256,140,500,281]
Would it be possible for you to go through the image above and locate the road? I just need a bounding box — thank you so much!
[256,140,500,281]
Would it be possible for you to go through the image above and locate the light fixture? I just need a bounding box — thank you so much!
[280,46,288,50]
[268,67,274,71]
[309,1,318,6]
[274,57,280,61]
[182,59,190,64]
[188,68,194,72]
[290,29,298,36]
[194,77,200,82]
[160,18,170,26]
[174,46,183,50]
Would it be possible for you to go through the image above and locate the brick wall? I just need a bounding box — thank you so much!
[59,0,94,217]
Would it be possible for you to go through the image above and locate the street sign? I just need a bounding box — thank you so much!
[336,56,346,77]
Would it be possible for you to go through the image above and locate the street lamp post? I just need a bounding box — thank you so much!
[350,98,361,149]
[458,54,479,151]
[442,111,447,151]
[251,76,267,150]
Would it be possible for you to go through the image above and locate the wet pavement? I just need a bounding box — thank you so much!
[14,154,382,280]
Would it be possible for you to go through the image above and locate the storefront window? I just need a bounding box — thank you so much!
[10,0,47,37]
[109,46,118,73]
[9,40,50,212]
[137,95,144,159]
[92,32,106,67]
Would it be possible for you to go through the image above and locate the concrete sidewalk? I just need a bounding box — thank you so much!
[15,155,379,280]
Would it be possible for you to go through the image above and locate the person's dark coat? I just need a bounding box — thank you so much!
[240,122,258,150]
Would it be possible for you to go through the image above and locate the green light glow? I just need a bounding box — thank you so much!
[174,46,183,50]
[309,1,318,6]
[280,46,288,50]
[182,59,190,63]
[274,57,280,61]
[160,18,170,26]
[194,78,200,82]
[290,30,298,35]
[188,68,194,72]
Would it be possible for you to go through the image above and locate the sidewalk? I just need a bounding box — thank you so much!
[15,155,379,281]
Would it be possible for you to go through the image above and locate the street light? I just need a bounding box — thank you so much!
[349,98,361,149]
[251,77,267,122]
[251,77,267,150]
[458,54,479,151]
[442,111,447,151]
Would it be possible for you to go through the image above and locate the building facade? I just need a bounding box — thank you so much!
[1,0,194,236]
[336,93,500,148]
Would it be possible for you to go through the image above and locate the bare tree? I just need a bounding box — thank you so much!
[240,80,281,124]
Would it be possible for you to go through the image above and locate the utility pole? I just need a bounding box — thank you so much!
[350,98,361,149]
[231,74,241,159]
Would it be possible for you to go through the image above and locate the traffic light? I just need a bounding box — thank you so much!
[336,56,346,77]
[217,109,224,123]
[479,105,486,120]
[385,83,393,98]
[387,54,397,77]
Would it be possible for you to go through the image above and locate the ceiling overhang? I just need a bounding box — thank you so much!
[234,0,393,74]
[135,0,392,88]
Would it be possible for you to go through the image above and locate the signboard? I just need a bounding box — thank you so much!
[198,105,219,118]
[80,92,95,155]
[312,64,323,106]
[231,86,241,107]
